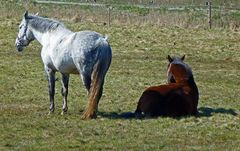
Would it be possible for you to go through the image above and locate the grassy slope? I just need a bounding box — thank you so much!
[0,1,240,151]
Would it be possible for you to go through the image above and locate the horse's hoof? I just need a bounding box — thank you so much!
[61,111,67,115]
[48,111,54,115]
[81,111,97,119]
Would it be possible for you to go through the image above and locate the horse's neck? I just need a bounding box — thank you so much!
[187,79,199,110]
[31,27,72,46]
[184,79,199,101]
[174,76,198,94]
[187,77,197,89]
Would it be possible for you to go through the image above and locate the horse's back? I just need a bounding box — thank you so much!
[145,84,183,95]
[48,30,110,75]
[67,30,109,71]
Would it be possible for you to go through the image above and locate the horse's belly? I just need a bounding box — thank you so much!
[58,63,78,74]
[55,56,78,74]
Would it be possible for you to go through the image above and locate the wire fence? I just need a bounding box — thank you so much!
[35,0,240,28]
[11,1,240,29]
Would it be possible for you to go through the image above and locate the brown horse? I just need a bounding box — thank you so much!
[135,55,199,117]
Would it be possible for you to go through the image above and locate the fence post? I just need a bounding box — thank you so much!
[206,1,212,29]
[108,6,112,27]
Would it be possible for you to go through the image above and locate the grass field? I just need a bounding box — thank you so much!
[1,1,240,150]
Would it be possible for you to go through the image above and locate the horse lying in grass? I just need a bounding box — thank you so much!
[15,11,112,119]
[135,55,199,117]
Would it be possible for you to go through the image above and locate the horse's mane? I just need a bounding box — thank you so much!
[27,15,65,33]
[170,56,195,83]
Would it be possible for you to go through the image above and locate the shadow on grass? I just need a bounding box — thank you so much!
[98,107,238,119]
[98,111,137,119]
[197,107,238,117]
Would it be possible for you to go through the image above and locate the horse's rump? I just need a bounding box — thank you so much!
[82,35,112,119]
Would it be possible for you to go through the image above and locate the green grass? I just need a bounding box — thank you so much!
[1,1,240,151]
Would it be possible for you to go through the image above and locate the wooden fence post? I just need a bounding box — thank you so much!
[206,1,212,29]
[108,6,112,27]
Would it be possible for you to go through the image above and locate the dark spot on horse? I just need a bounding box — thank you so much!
[59,39,63,44]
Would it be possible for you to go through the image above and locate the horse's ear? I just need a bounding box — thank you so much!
[167,55,173,63]
[24,11,28,19]
[181,55,185,61]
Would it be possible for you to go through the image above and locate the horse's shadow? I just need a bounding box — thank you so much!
[98,107,238,119]
[98,111,136,119]
[197,107,238,117]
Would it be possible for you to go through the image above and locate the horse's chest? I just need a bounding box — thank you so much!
[41,51,56,70]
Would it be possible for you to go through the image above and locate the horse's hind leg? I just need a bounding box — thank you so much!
[61,73,69,115]
[81,69,105,119]
[81,73,103,111]
[80,73,91,94]
[46,67,55,114]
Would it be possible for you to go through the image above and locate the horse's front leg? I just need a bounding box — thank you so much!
[46,67,56,114]
[61,73,69,115]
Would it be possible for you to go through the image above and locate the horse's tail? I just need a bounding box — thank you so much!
[82,35,112,119]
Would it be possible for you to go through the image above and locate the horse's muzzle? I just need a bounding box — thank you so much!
[15,42,24,52]
[16,45,24,52]
[15,38,25,52]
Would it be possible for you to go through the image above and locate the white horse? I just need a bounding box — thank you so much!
[15,11,112,119]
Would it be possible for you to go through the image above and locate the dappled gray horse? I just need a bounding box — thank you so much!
[15,11,112,119]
